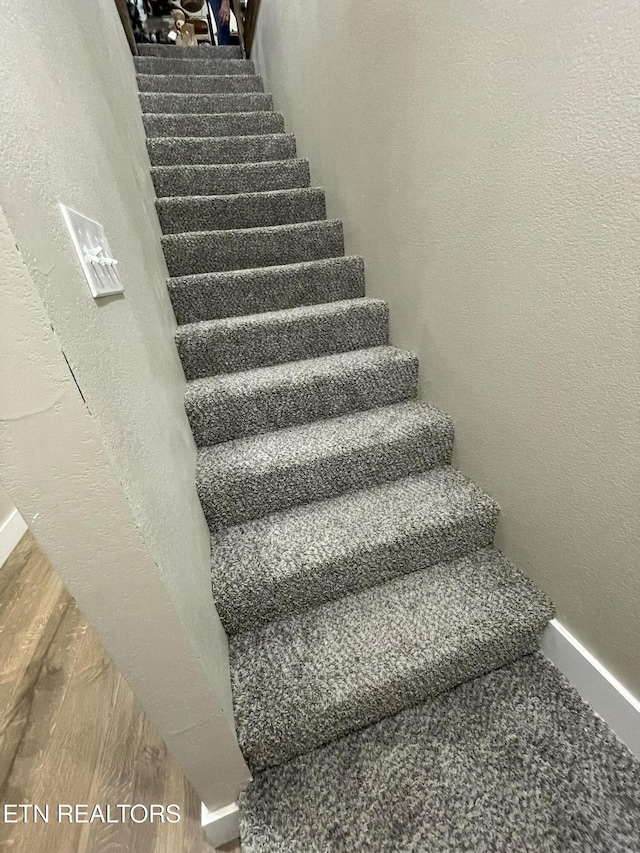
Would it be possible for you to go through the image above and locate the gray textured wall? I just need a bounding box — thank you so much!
[0,0,249,804]
[252,0,640,694]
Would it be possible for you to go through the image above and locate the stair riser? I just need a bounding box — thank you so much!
[218,505,498,635]
[186,353,418,446]
[177,299,388,379]
[137,74,263,94]
[140,92,273,115]
[199,420,453,530]
[168,257,365,324]
[134,57,254,76]
[152,161,310,198]
[162,221,343,276]
[137,45,243,60]
[234,622,541,770]
[147,134,296,166]
[157,189,326,234]
[143,112,283,139]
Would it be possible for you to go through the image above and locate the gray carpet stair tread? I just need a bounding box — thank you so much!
[134,56,254,76]
[168,256,365,323]
[240,653,639,852]
[134,34,566,809]
[137,44,243,60]
[177,297,388,379]
[140,91,273,114]
[143,111,284,138]
[137,73,264,94]
[185,345,418,446]
[157,187,327,234]
[147,133,296,166]
[162,219,344,276]
[230,547,552,770]
[213,466,498,634]
[152,160,311,198]
[198,400,453,529]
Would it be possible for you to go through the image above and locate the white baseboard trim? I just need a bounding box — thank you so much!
[541,618,640,759]
[0,508,27,568]
[201,800,240,847]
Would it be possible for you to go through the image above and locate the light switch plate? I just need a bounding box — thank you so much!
[60,204,124,299]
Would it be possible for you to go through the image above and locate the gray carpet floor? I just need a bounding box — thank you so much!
[240,654,640,852]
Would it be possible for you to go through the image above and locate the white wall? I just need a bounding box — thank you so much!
[252,0,640,694]
[0,484,28,568]
[0,487,15,530]
[0,0,249,806]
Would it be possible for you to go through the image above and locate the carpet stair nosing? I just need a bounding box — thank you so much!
[140,91,274,115]
[185,345,419,446]
[212,465,498,633]
[157,187,327,234]
[176,296,388,379]
[147,132,297,166]
[229,546,553,770]
[137,44,244,60]
[136,73,264,94]
[152,160,311,198]
[161,218,344,276]
[143,111,285,139]
[134,56,255,76]
[198,399,453,529]
[167,256,366,323]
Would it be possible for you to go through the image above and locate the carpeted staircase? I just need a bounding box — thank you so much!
[134,43,640,851]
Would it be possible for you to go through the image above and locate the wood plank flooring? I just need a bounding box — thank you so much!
[0,531,240,852]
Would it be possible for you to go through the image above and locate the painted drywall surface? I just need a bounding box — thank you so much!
[0,0,230,705]
[0,486,15,529]
[252,1,640,693]
[0,209,250,808]
[0,0,249,802]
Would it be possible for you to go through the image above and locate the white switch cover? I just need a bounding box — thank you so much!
[60,204,124,299]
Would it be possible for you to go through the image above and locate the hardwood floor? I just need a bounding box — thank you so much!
[0,532,239,852]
